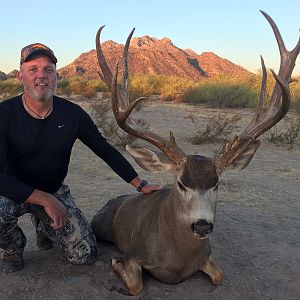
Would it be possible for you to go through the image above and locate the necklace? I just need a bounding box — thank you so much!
[23,95,53,119]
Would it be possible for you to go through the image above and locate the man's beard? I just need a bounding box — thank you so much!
[28,89,54,102]
[23,83,56,103]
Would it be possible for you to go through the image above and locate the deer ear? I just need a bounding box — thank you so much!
[126,145,173,173]
[222,140,261,172]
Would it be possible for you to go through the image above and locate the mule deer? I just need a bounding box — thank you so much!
[91,11,300,295]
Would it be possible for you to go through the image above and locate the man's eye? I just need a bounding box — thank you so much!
[29,68,37,72]
[46,68,54,73]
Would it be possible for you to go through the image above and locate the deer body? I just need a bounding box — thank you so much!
[92,187,212,284]
[92,154,223,292]
[91,11,299,296]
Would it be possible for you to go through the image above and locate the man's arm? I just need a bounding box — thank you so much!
[0,105,35,204]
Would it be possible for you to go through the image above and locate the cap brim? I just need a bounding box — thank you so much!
[24,49,57,64]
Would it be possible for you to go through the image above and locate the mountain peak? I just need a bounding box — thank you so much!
[160,37,173,45]
[58,35,254,81]
[131,36,157,47]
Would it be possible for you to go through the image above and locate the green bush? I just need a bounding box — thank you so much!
[183,82,257,108]
[56,77,107,98]
[0,79,23,100]
[267,116,300,149]
[128,73,195,102]
[160,77,195,102]
[187,114,241,144]
[129,74,163,101]
[91,96,149,148]
[292,79,300,113]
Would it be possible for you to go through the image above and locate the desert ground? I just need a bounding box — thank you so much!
[0,100,299,300]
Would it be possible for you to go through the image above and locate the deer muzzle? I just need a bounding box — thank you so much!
[191,219,214,238]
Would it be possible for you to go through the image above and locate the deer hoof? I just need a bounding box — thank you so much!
[211,270,224,285]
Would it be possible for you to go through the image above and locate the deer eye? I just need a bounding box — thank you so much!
[213,183,219,191]
[177,181,187,192]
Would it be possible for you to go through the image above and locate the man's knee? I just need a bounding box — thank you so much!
[0,196,27,251]
[0,196,19,222]
[0,222,27,251]
[66,242,97,265]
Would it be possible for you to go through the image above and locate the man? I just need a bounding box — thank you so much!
[0,43,160,273]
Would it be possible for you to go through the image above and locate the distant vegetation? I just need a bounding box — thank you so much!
[188,114,241,144]
[1,73,299,148]
[182,81,257,108]
[1,74,299,110]
[267,116,300,149]
[56,77,108,98]
[0,79,23,100]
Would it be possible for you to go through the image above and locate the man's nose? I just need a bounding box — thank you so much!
[37,70,47,77]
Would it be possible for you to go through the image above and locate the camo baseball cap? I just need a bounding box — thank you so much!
[20,43,57,65]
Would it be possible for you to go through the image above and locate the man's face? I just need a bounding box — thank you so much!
[18,55,57,102]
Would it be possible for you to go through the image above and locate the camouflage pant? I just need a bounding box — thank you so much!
[0,184,97,264]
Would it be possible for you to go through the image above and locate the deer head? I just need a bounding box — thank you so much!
[95,11,300,238]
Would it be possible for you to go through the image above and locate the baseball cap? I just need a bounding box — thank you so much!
[20,43,57,65]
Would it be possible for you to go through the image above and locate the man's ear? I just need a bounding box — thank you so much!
[17,70,23,82]
[126,145,174,173]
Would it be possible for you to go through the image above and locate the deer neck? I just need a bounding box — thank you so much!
[160,186,193,232]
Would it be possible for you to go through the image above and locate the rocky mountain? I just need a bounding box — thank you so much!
[58,36,253,81]
[0,71,7,81]
[0,69,18,81]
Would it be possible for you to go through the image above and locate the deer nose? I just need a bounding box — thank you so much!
[191,219,214,236]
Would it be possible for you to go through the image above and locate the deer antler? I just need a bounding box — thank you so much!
[95,26,187,167]
[214,11,300,172]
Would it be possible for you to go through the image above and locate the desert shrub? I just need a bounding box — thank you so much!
[0,79,23,100]
[267,116,300,149]
[101,118,149,147]
[56,79,70,95]
[251,69,277,100]
[160,77,195,102]
[187,114,241,144]
[292,80,300,113]
[183,82,257,108]
[90,97,111,128]
[91,96,149,148]
[129,74,163,101]
[129,74,195,102]
[56,77,107,98]
[293,98,300,113]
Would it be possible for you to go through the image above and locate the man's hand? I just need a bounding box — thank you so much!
[43,196,68,229]
[141,184,161,194]
[130,177,161,194]
[25,189,68,229]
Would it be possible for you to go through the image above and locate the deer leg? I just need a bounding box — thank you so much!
[112,256,143,296]
[199,256,224,285]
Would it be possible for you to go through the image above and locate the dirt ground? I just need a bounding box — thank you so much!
[0,101,299,300]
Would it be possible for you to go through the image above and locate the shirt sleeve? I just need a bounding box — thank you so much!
[0,104,35,204]
[77,109,138,183]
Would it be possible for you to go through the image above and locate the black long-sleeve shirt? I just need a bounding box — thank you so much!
[0,95,138,204]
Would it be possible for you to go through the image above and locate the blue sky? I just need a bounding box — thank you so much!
[1,0,299,76]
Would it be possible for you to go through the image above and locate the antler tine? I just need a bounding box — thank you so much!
[95,25,113,88]
[241,11,300,139]
[214,11,299,172]
[243,56,267,133]
[245,70,290,139]
[97,26,187,166]
[122,28,135,95]
[111,61,145,123]
[261,10,300,113]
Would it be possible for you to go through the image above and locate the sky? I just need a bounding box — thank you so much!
[1,0,299,76]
